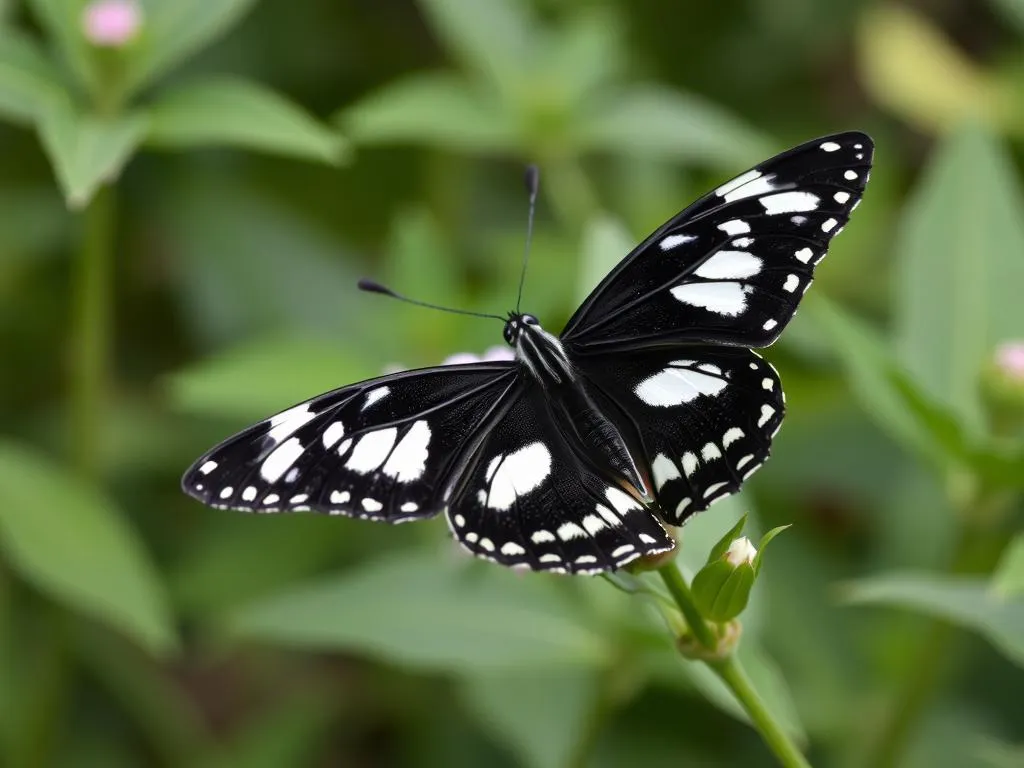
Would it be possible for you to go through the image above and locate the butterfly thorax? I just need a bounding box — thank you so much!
[506,313,575,386]
[506,312,649,499]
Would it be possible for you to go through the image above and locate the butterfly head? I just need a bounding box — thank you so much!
[503,312,540,346]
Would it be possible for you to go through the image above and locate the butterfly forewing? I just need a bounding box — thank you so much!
[445,382,675,574]
[571,346,784,524]
[182,364,517,521]
[562,132,873,350]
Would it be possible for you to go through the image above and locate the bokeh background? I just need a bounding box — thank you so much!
[1,0,1023,766]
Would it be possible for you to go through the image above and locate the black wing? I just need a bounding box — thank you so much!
[445,379,675,574]
[571,346,785,525]
[182,363,517,521]
[562,132,872,350]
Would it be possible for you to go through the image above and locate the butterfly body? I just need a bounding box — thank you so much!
[184,132,873,574]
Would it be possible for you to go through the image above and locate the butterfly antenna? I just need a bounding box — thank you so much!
[357,279,505,321]
[515,164,540,314]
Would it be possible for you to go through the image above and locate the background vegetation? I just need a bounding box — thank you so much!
[0,0,1022,766]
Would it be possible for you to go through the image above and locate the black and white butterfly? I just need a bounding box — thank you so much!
[183,132,873,575]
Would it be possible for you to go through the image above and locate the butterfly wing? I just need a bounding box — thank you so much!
[182,363,517,521]
[446,379,675,574]
[562,132,872,350]
[570,345,785,525]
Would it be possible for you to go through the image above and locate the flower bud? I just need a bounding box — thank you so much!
[692,540,756,622]
[82,0,142,48]
[724,536,757,567]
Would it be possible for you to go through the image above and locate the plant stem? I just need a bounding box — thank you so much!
[70,183,116,479]
[709,655,812,768]
[658,564,811,768]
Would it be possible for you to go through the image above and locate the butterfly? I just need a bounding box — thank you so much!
[182,132,873,575]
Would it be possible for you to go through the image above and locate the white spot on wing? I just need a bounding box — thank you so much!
[532,529,556,543]
[659,234,696,251]
[763,319,778,332]
[260,437,304,482]
[736,454,755,470]
[820,141,840,152]
[715,169,762,197]
[199,460,217,475]
[682,451,698,478]
[783,274,799,293]
[703,482,728,498]
[267,404,316,444]
[362,498,383,512]
[723,427,744,447]
[760,191,819,215]
[382,420,431,482]
[844,170,858,181]
[606,488,640,516]
[695,250,762,280]
[795,247,813,264]
[453,513,466,527]
[401,501,419,513]
[322,421,345,448]
[701,443,722,462]
[612,544,635,559]
[582,515,607,535]
[346,428,398,474]
[501,542,525,556]
[594,503,621,527]
[635,366,727,406]
[671,283,747,316]
[821,217,838,233]
[557,522,587,540]
[486,442,551,510]
[362,386,390,410]
[758,404,776,427]
[651,453,681,490]
[834,191,851,204]
[330,490,350,504]
[717,219,750,235]
[219,486,233,499]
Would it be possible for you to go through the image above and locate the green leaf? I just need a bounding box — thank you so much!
[36,99,146,208]
[895,125,1024,438]
[166,335,380,419]
[146,76,344,164]
[990,0,1024,33]
[416,0,534,92]
[461,669,598,768]
[842,573,1024,668]
[25,0,101,94]
[340,72,516,152]
[226,552,611,672]
[579,84,773,165]
[857,5,1000,134]
[992,534,1024,600]
[0,31,67,124]
[126,0,260,94]
[578,215,633,305]
[754,525,791,575]
[808,295,950,464]
[0,441,175,655]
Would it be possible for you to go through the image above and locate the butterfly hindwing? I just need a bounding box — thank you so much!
[562,132,872,350]
[182,364,517,521]
[446,382,675,574]
[571,346,785,525]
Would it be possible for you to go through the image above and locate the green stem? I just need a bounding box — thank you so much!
[658,564,811,768]
[70,183,116,479]
[710,655,812,768]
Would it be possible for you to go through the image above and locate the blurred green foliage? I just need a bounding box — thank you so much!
[0,0,1022,766]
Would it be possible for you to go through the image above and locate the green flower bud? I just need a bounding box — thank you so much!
[692,536,757,622]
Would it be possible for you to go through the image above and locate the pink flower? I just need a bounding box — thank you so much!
[995,341,1024,380]
[82,0,142,47]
